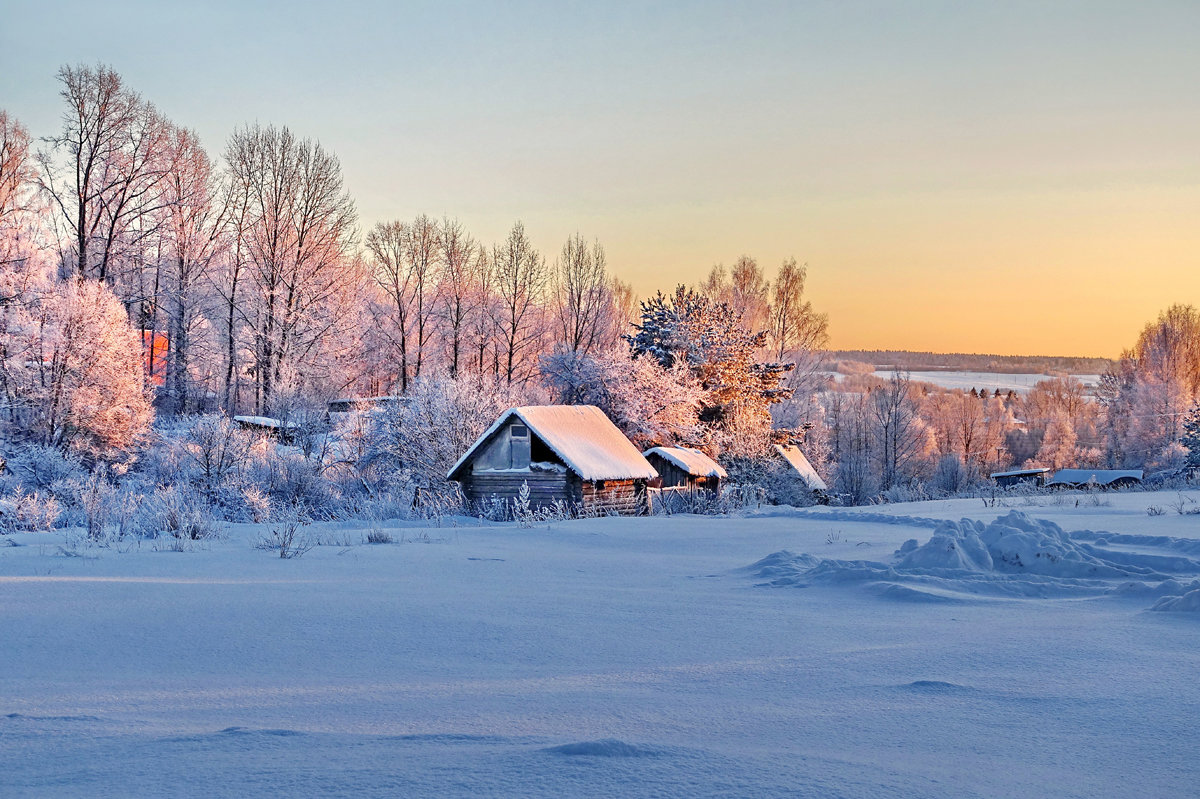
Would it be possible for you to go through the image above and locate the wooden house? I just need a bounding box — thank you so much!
[447,406,659,516]
[643,446,727,495]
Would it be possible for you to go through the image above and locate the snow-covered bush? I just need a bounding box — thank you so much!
[183,415,253,500]
[4,444,86,492]
[0,488,60,533]
[145,485,222,541]
[930,454,978,496]
[255,506,314,558]
[722,455,819,508]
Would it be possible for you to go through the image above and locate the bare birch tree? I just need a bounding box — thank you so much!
[38,64,170,285]
[158,125,225,413]
[552,233,615,356]
[492,221,546,385]
[223,124,356,413]
[436,217,483,378]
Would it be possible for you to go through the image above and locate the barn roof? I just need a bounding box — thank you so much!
[774,444,829,492]
[643,446,727,479]
[1047,469,1143,487]
[447,405,659,482]
[990,468,1051,478]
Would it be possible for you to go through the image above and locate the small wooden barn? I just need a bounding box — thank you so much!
[232,415,297,444]
[774,444,829,495]
[990,467,1051,489]
[447,406,659,516]
[643,446,727,495]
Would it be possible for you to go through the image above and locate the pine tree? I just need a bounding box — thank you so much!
[1183,399,1200,468]
[626,285,794,445]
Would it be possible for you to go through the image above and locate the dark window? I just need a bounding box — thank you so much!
[595,480,606,490]
[511,425,529,438]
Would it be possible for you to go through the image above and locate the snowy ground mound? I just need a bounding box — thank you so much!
[749,511,1200,608]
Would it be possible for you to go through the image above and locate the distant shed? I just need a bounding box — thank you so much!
[233,415,296,444]
[990,467,1051,489]
[448,406,658,516]
[774,444,829,493]
[1047,469,1143,489]
[643,446,727,495]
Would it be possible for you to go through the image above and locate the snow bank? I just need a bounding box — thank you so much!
[1150,588,1200,613]
[748,511,1200,606]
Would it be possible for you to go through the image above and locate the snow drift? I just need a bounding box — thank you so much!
[750,511,1200,607]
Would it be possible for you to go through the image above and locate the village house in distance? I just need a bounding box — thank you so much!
[448,406,659,516]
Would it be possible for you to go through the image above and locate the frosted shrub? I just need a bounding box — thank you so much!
[653,489,727,516]
[513,481,535,528]
[6,445,86,492]
[76,472,113,539]
[255,506,313,558]
[149,485,222,541]
[931,455,978,496]
[184,415,252,498]
[0,488,61,533]
[878,483,930,504]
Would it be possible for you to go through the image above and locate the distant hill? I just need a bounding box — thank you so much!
[821,350,1116,375]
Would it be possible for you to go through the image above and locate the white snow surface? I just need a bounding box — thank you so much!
[3,488,1200,797]
[643,446,727,478]
[448,405,658,482]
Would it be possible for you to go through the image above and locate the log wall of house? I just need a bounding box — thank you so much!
[461,470,571,512]
[573,476,649,515]
[460,470,650,517]
[645,455,720,496]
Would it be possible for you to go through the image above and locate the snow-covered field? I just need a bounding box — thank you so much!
[831,370,1103,394]
[4,489,1200,797]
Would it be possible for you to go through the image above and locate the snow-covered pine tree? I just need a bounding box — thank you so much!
[626,285,794,452]
[1183,399,1200,468]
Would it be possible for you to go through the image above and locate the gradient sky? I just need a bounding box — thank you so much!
[3,1,1198,357]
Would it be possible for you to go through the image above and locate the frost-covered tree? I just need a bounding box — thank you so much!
[1,279,153,456]
[367,215,441,394]
[156,125,225,414]
[436,217,485,379]
[222,124,358,413]
[870,371,932,490]
[1100,305,1200,467]
[540,347,701,448]
[627,285,792,451]
[1035,411,1078,470]
[360,376,530,504]
[38,64,171,285]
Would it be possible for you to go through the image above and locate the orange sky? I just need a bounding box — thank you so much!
[5,2,1198,358]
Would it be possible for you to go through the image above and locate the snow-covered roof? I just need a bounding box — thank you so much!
[990,468,1051,478]
[643,446,727,479]
[448,406,659,482]
[1047,469,1143,487]
[774,444,829,492]
[232,415,295,429]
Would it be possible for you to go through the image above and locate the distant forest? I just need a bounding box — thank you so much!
[821,351,1116,375]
